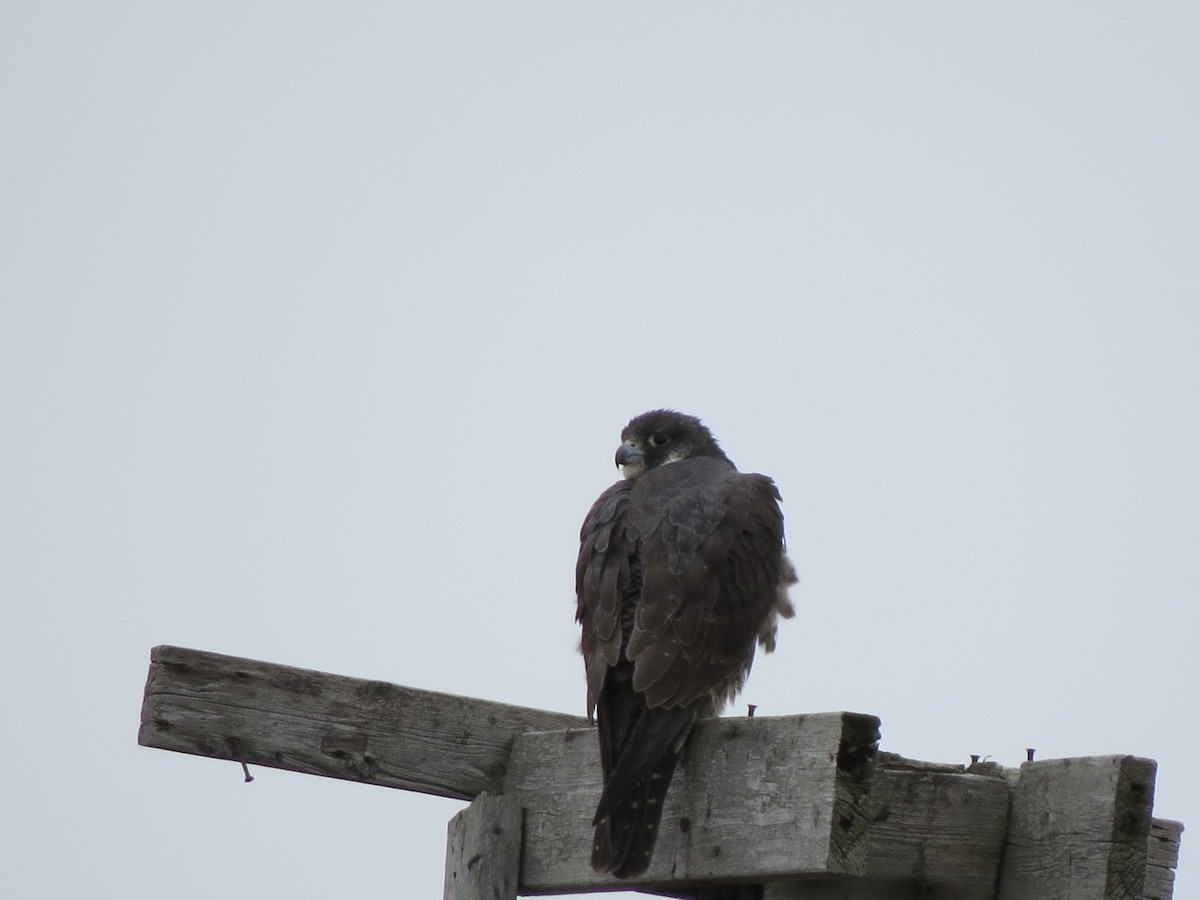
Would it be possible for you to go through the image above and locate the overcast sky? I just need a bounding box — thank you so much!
[4,4,1198,899]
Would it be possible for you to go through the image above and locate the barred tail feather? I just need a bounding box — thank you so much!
[591,748,680,878]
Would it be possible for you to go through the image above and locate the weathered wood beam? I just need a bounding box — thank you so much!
[764,755,1010,900]
[502,713,881,893]
[996,755,1157,900]
[860,755,1010,894]
[138,645,585,800]
[444,792,523,900]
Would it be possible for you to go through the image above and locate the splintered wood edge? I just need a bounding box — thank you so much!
[1144,819,1184,900]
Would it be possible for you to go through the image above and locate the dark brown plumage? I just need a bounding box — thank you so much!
[576,410,796,878]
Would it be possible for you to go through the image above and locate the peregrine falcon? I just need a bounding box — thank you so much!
[576,410,796,877]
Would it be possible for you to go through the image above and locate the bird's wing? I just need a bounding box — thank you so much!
[576,479,635,719]
[625,461,787,711]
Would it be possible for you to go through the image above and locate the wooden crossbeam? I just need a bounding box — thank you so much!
[138,645,584,800]
[850,754,1011,894]
[504,714,881,892]
[138,646,1183,899]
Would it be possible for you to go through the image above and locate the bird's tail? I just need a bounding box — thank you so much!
[591,706,695,878]
[591,744,682,877]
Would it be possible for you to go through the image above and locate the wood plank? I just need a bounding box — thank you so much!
[861,756,1011,891]
[138,645,585,800]
[504,712,881,893]
[444,792,522,900]
[1144,819,1183,900]
[766,755,1011,900]
[996,755,1157,900]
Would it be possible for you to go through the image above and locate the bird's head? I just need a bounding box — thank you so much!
[615,409,734,479]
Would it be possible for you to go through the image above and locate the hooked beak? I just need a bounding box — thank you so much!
[615,440,644,470]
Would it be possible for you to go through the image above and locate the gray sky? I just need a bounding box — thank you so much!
[3,4,1197,898]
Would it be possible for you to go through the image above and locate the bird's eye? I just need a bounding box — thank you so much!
[648,432,670,448]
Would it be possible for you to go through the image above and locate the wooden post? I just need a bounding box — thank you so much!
[996,756,1156,900]
[445,792,523,900]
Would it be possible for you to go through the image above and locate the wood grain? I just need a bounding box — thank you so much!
[997,755,1156,900]
[139,645,584,800]
[766,755,1009,900]
[444,792,523,900]
[504,712,880,893]
[1144,819,1184,900]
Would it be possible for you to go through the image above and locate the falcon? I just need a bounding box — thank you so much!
[576,410,796,878]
